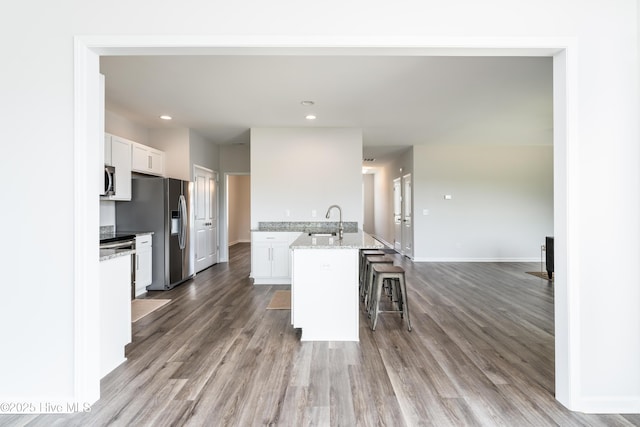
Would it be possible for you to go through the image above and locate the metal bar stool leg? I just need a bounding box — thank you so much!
[371,269,385,331]
[398,274,411,331]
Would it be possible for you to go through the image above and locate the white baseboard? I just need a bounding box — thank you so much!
[252,278,292,285]
[574,396,640,414]
[229,239,251,246]
[412,257,539,262]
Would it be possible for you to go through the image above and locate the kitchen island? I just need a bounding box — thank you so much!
[290,230,383,341]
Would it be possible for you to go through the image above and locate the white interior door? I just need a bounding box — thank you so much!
[393,177,402,253]
[402,173,413,258]
[194,165,218,273]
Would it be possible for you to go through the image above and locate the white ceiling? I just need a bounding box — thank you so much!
[100,55,552,164]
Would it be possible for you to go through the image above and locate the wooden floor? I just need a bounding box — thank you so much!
[4,243,640,426]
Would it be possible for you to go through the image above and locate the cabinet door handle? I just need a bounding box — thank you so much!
[148,155,152,169]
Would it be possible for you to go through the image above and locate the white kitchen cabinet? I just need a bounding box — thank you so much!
[251,232,300,285]
[99,254,132,378]
[131,142,165,176]
[135,234,152,296]
[102,133,132,201]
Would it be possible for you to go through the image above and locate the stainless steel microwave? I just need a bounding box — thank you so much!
[104,165,116,196]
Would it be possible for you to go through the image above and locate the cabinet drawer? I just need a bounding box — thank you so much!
[136,234,152,248]
[252,233,281,243]
[252,231,301,244]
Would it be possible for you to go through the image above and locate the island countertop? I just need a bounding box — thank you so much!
[290,230,384,250]
[100,248,135,262]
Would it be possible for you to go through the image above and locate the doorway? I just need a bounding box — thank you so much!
[393,177,402,253]
[391,174,413,258]
[75,39,573,407]
[226,173,251,249]
[401,173,413,258]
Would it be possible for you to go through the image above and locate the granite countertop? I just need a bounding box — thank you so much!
[99,226,154,242]
[99,226,151,261]
[99,230,154,241]
[100,248,135,262]
[290,230,384,250]
[252,221,359,233]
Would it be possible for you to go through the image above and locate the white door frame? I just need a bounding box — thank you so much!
[401,173,413,259]
[74,36,576,409]
[393,177,403,253]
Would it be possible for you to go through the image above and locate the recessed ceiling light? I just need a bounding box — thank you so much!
[305,114,317,120]
[159,115,172,120]
[301,100,315,106]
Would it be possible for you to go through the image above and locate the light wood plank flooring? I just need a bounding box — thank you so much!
[3,243,640,426]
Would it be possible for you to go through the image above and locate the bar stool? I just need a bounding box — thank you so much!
[359,250,385,288]
[361,255,394,308]
[369,264,412,331]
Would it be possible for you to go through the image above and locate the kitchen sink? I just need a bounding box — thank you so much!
[308,232,337,236]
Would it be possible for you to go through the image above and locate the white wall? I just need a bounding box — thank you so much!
[0,0,638,414]
[372,165,393,245]
[362,173,375,234]
[148,128,219,182]
[189,129,219,178]
[228,175,251,245]
[105,110,149,144]
[148,128,190,181]
[250,128,363,227]
[413,144,554,261]
[220,144,250,174]
[99,201,116,227]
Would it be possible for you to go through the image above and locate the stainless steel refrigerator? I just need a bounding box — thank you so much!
[116,177,194,291]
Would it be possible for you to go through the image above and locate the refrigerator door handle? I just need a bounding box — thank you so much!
[178,194,187,250]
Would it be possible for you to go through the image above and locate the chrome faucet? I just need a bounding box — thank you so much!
[325,204,344,240]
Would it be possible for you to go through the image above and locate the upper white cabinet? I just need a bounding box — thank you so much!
[132,142,165,176]
[102,133,132,201]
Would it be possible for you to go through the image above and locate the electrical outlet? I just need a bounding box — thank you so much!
[312,210,317,217]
